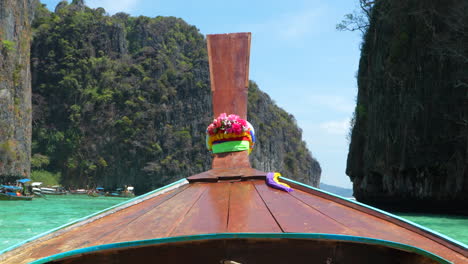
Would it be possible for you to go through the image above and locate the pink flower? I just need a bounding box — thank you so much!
[207,113,249,136]
[207,124,215,131]
[231,123,242,134]
[228,114,239,121]
[213,119,220,128]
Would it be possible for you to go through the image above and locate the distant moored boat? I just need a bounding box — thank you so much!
[0,185,33,201]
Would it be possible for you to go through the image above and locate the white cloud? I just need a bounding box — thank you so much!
[319,118,350,136]
[87,0,140,14]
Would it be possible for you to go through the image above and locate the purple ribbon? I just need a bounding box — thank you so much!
[266,172,293,192]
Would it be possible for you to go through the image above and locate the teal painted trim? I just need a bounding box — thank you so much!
[0,178,188,256]
[30,233,451,264]
[280,177,468,250]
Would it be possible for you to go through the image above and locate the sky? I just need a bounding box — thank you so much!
[40,0,363,189]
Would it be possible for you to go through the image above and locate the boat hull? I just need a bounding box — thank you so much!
[40,188,67,195]
[40,191,67,195]
[32,235,448,264]
[0,193,33,201]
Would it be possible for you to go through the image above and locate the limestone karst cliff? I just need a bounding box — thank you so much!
[0,0,37,181]
[347,0,467,213]
[248,81,321,187]
[30,1,321,193]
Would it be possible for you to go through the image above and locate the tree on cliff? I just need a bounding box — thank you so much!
[336,0,374,34]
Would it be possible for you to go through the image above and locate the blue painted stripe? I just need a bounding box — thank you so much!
[280,176,468,250]
[29,233,451,264]
[0,178,188,255]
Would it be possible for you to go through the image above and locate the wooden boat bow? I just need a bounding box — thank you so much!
[0,33,466,264]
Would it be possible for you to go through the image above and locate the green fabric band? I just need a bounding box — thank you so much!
[212,141,250,154]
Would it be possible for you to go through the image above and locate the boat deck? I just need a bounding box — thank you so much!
[0,178,466,263]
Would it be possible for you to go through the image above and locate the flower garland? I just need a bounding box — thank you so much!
[207,113,248,135]
[206,113,255,154]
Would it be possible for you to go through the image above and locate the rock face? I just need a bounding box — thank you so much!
[249,82,321,187]
[347,0,468,213]
[0,0,36,180]
[31,2,321,193]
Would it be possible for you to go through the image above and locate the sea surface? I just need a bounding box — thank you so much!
[0,195,467,253]
[394,212,468,245]
[0,195,131,252]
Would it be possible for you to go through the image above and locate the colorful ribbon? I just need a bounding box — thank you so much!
[206,120,255,154]
[266,172,293,192]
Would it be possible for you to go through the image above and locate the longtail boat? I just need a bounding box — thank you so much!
[0,33,466,264]
[0,185,33,201]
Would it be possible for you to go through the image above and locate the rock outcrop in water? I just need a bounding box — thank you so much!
[0,0,37,181]
[30,2,321,193]
[347,0,468,213]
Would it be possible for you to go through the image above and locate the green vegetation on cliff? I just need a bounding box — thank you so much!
[31,1,320,193]
[346,0,467,212]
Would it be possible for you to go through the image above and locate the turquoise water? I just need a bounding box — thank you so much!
[395,213,468,245]
[0,196,466,253]
[0,195,130,251]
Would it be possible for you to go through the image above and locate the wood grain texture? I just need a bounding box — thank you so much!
[212,151,251,169]
[228,181,281,233]
[1,180,465,264]
[207,33,250,119]
[289,189,467,263]
[207,33,252,169]
[0,185,190,264]
[93,183,207,243]
[286,180,468,262]
[187,167,267,182]
[253,181,356,235]
[170,182,231,236]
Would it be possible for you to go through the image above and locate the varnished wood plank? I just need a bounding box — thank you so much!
[287,179,467,255]
[187,168,267,182]
[207,33,250,119]
[212,151,251,169]
[253,182,356,235]
[289,186,467,263]
[186,170,221,182]
[1,185,190,264]
[207,33,252,169]
[228,181,281,233]
[170,182,230,236]
[187,169,239,182]
[290,189,411,238]
[7,189,183,263]
[93,184,207,244]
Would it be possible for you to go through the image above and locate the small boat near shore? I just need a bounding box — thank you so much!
[104,187,135,198]
[31,183,67,195]
[0,185,33,201]
[39,186,67,195]
[88,186,136,198]
[69,189,88,195]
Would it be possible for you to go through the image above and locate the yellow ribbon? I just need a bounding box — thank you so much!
[207,131,254,151]
[273,173,291,189]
